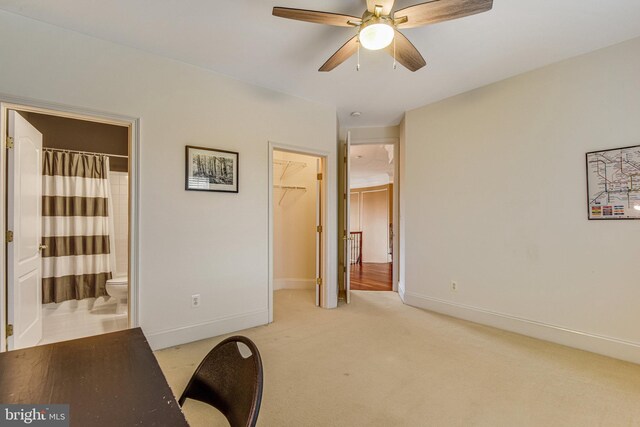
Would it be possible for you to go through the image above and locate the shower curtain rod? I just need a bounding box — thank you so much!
[43,147,128,159]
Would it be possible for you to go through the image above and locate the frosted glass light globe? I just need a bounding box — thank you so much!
[359,22,394,50]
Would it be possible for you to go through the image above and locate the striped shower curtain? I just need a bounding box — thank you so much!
[41,151,115,304]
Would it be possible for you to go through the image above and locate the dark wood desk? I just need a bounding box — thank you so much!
[0,328,188,426]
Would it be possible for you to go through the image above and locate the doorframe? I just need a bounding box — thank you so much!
[267,141,330,323]
[0,94,141,351]
[348,137,400,292]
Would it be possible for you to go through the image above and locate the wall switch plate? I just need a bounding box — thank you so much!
[191,294,201,308]
[451,281,458,292]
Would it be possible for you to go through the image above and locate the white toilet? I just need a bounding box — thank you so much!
[106,276,128,315]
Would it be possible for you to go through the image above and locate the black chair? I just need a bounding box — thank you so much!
[179,336,263,427]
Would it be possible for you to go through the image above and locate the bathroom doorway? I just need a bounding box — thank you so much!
[268,144,327,321]
[1,101,138,351]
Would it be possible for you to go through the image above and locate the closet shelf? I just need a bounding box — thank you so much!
[274,159,307,179]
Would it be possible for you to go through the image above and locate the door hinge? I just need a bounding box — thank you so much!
[316,225,322,233]
[6,230,13,243]
[316,277,322,286]
[343,266,347,273]
[6,136,14,149]
[317,173,323,180]
[6,324,13,338]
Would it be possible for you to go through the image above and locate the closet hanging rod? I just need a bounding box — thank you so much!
[273,185,306,190]
[43,147,128,159]
[275,185,307,205]
[273,159,306,167]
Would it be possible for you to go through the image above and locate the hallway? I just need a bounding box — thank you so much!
[350,263,392,291]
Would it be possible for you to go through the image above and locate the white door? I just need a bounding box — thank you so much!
[344,132,351,303]
[315,158,323,307]
[7,110,44,350]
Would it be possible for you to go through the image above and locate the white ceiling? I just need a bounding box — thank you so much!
[2,1,640,128]
[350,144,394,188]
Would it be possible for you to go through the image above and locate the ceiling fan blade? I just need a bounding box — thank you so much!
[395,0,493,29]
[385,31,426,72]
[319,36,359,72]
[366,0,395,16]
[273,7,360,27]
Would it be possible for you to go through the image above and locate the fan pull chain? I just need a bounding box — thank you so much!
[357,38,361,71]
[393,37,397,70]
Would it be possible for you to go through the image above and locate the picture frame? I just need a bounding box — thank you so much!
[185,145,239,193]
[585,144,640,220]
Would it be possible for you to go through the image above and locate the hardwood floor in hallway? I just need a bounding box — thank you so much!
[350,262,392,291]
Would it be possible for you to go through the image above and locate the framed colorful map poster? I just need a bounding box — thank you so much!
[586,145,640,220]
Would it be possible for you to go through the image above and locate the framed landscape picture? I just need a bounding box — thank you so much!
[185,145,239,193]
[586,144,640,220]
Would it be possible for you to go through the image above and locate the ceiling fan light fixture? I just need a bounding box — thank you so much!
[273,0,494,72]
[359,18,394,50]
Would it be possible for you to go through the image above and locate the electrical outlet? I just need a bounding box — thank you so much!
[191,294,201,308]
[450,281,458,292]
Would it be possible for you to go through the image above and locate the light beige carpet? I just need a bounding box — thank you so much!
[155,290,640,426]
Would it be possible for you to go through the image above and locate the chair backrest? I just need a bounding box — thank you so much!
[179,336,263,427]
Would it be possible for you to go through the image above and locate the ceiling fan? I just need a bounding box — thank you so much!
[273,0,493,72]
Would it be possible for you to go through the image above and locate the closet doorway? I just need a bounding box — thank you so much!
[0,101,138,351]
[269,145,326,321]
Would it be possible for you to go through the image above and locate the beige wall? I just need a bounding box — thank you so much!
[0,10,337,349]
[350,184,392,263]
[349,193,360,232]
[273,151,318,289]
[403,37,640,363]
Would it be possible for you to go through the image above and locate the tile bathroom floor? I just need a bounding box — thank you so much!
[39,298,128,345]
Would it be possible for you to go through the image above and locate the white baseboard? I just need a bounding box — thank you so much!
[404,291,640,365]
[274,278,315,291]
[398,282,406,303]
[144,309,268,351]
